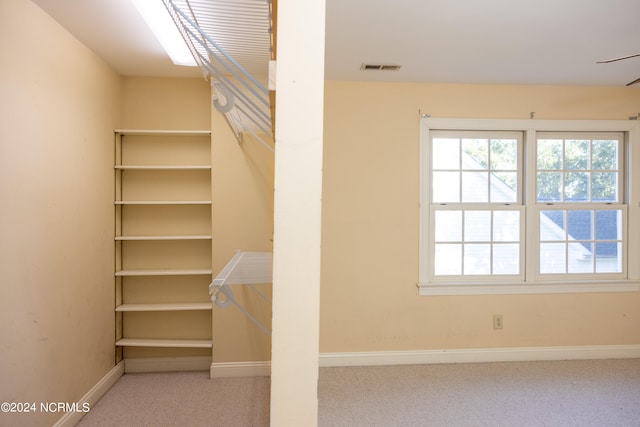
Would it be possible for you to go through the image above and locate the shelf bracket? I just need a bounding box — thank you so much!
[209,251,273,336]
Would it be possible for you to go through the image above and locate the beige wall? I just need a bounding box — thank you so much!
[211,106,274,362]
[120,77,211,130]
[0,1,120,426]
[320,81,640,352]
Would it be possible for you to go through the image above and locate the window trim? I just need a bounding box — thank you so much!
[419,118,640,295]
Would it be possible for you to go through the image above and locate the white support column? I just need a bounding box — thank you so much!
[270,0,325,425]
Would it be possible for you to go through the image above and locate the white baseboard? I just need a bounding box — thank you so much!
[53,361,124,427]
[319,345,640,367]
[208,345,640,377]
[124,356,212,373]
[210,361,271,378]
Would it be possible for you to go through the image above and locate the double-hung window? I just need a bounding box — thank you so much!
[430,130,524,280]
[419,118,640,295]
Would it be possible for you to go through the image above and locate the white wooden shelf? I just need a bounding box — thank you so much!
[115,269,213,277]
[116,338,213,348]
[115,165,211,170]
[116,302,213,312]
[115,235,212,241]
[114,129,211,136]
[114,200,212,205]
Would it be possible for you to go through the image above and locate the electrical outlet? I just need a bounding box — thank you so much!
[493,314,504,330]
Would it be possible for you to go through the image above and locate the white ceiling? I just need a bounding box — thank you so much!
[32,0,640,87]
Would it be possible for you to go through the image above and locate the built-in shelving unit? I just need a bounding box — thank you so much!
[114,130,213,358]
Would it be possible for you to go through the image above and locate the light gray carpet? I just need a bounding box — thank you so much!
[319,359,640,427]
[77,373,270,427]
[77,359,640,426]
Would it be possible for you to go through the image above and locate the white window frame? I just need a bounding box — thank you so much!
[419,118,640,296]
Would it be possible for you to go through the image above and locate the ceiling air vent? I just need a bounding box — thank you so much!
[361,64,402,71]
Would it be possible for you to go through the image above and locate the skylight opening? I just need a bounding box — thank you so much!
[131,0,196,66]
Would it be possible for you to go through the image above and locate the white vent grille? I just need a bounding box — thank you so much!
[361,64,402,71]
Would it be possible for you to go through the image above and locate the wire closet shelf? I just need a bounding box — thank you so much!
[163,0,274,152]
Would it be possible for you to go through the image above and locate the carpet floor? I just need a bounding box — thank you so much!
[77,358,640,426]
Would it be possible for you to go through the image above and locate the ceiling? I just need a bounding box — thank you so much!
[32,0,640,87]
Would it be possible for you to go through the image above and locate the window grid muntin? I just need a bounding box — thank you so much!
[536,132,623,204]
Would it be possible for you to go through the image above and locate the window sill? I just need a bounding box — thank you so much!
[417,280,640,296]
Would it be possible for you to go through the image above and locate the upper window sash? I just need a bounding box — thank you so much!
[429,130,523,205]
[535,132,624,205]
